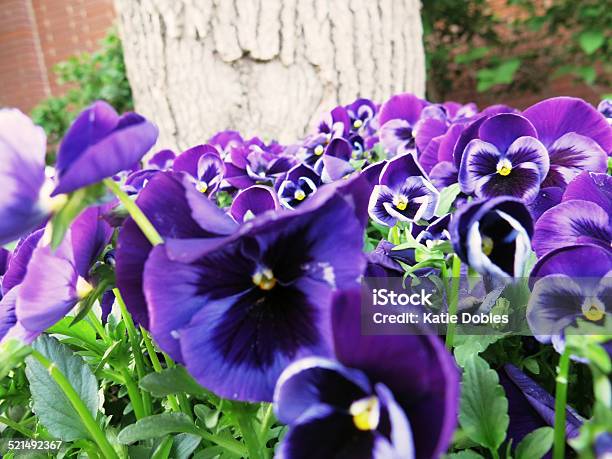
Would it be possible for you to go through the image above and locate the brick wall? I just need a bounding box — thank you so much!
[0,0,115,112]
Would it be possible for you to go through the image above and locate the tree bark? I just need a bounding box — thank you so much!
[114,0,426,151]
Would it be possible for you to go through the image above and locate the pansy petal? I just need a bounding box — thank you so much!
[414,117,447,154]
[479,114,538,153]
[528,187,563,221]
[173,144,219,178]
[16,236,78,333]
[533,200,611,257]
[459,139,499,194]
[70,205,113,279]
[475,162,542,203]
[563,172,612,215]
[332,289,459,459]
[379,93,427,126]
[2,229,44,295]
[0,109,48,245]
[148,149,175,169]
[543,132,607,188]
[379,119,416,155]
[523,96,612,154]
[530,244,612,281]
[53,102,158,195]
[277,405,380,459]
[505,136,549,179]
[274,356,371,424]
[368,186,398,227]
[230,185,279,223]
[430,161,458,189]
[379,152,426,190]
[527,275,584,337]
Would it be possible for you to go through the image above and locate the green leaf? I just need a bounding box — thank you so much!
[0,339,32,379]
[151,436,174,459]
[25,335,99,441]
[578,29,604,55]
[117,413,199,444]
[515,426,554,459]
[436,183,462,217]
[459,354,508,451]
[453,335,501,368]
[171,433,202,459]
[447,450,485,459]
[455,46,490,64]
[139,366,210,398]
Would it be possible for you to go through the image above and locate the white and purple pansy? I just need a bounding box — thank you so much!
[378,93,428,156]
[173,144,225,197]
[229,185,279,223]
[458,113,550,203]
[368,153,438,227]
[277,164,321,209]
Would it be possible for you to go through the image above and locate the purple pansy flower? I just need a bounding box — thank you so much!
[368,153,438,227]
[273,289,459,459]
[224,142,294,189]
[316,138,355,183]
[0,109,54,245]
[173,144,225,197]
[523,97,610,187]
[277,164,321,209]
[14,205,112,335]
[450,197,533,279]
[229,185,279,223]
[527,187,564,222]
[527,244,612,342]
[458,114,549,203]
[142,179,367,402]
[53,101,158,195]
[298,134,330,167]
[148,149,176,170]
[562,171,612,214]
[116,171,237,327]
[318,106,351,140]
[346,98,378,133]
[379,93,428,156]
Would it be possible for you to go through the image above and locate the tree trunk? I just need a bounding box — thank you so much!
[114,0,426,151]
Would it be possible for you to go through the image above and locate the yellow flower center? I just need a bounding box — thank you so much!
[350,396,380,431]
[314,145,325,156]
[393,196,408,211]
[496,158,512,176]
[197,181,208,193]
[252,268,277,291]
[481,236,494,256]
[353,119,363,129]
[582,298,605,321]
[76,277,94,299]
[294,189,306,201]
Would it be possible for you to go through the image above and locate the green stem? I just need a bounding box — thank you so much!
[553,349,571,459]
[103,178,163,246]
[114,288,152,417]
[119,367,146,420]
[445,254,461,349]
[87,310,110,344]
[0,416,35,437]
[389,225,401,245]
[141,326,182,414]
[196,428,247,457]
[235,407,265,459]
[259,403,274,440]
[30,350,118,459]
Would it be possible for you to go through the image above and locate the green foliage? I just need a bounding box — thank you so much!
[25,336,99,441]
[514,426,554,459]
[118,413,199,444]
[31,30,132,157]
[459,354,509,454]
[422,0,610,100]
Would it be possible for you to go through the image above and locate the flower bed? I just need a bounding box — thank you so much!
[0,94,610,458]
